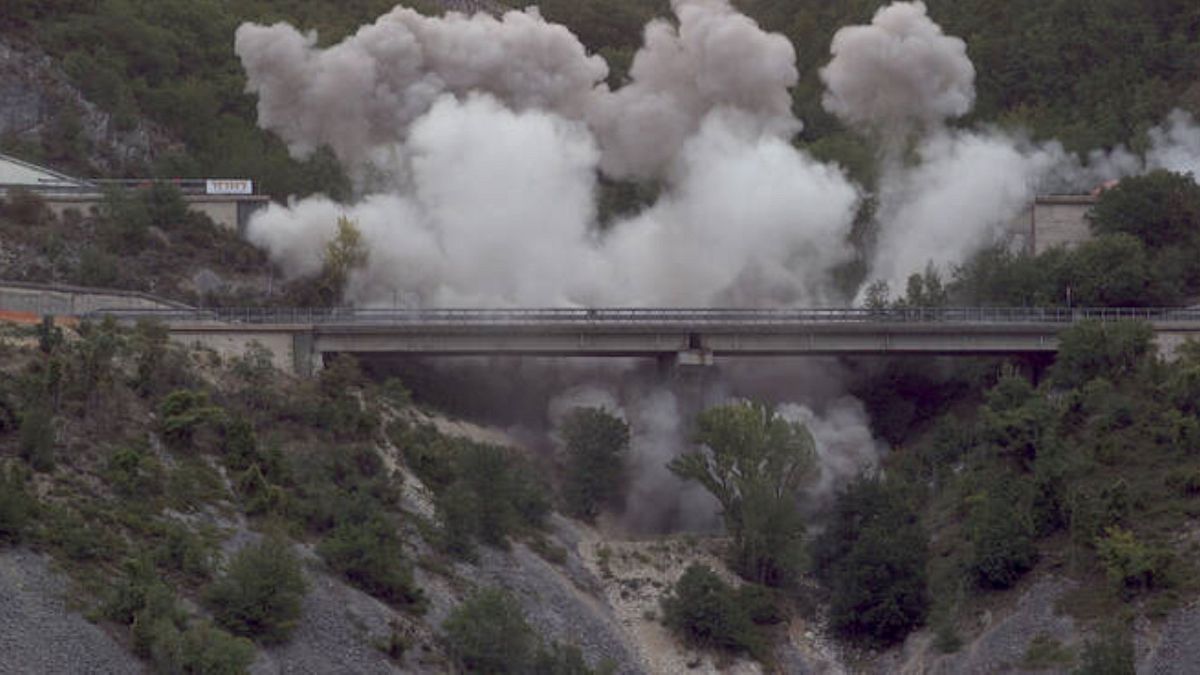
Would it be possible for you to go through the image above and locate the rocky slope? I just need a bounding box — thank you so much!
[0,38,172,174]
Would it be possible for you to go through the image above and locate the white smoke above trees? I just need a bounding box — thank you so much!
[246,93,858,308]
[236,0,799,182]
[587,0,801,178]
[819,1,1057,295]
[235,6,607,170]
[819,1,974,142]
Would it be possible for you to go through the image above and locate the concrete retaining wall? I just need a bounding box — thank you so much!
[0,281,188,315]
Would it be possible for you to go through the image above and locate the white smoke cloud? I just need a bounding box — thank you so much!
[248,96,859,308]
[820,1,975,141]
[235,6,607,170]
[236,0,799,182]
[779,397,885,502]
[867,130,1064,293]
[545,369,885,534]
[587,0,801,178]
[1147,109,1200,178]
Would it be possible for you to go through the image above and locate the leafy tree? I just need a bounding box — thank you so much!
[435,441,551,558]
[660,564,769,661]
[18,404,56,472]
[206,536,307,644]
[1050,320,1154,389]
[670,401,816,585]
[444,588,537,674]
[296,216,370,307]
[0,463,36,544]
[560,407,630,521]
[968,477,1038,589]
[811,477,930,645]
[979,372,1058,469]
[159,389,225,449]
[317,514,425,610]
[1089,171,1200,250]
[1063,235,1158,307]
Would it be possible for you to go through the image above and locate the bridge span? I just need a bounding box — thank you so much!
[89,307,1200,376]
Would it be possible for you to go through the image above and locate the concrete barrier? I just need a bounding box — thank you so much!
[0,281,189,316]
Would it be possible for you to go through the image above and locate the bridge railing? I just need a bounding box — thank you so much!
[83,306,1200,326]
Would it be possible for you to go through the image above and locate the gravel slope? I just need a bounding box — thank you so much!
[0,548,143,675]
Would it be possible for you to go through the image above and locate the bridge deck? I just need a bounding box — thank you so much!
[86,307,1200,362]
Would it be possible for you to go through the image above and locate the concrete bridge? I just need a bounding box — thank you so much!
[87,307,1200,376]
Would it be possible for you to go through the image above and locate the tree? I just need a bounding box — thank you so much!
[560,407,630,521]
[317,514,425,610]
[968,477,1038,589]
[811,477,930,645]
[1050,320,1154,389]
[660,564,769,661]
[444,588,536,674]
[670,401,817,585]
[1089,170,1200,251]
[206,536,307,643]
[321,216,369,306]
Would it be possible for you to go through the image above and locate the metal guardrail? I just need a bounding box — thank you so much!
[84,307,1200,326]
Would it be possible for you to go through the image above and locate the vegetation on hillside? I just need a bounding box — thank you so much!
[0,318,604,672]
[3,0,1198,198]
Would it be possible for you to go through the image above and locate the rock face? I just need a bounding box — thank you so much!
[0,38,172,172]
[1139,602,1200,674]
[0,548,144,674]
[879,577,1082,675]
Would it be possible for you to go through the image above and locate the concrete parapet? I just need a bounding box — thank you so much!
[0,280,188,315]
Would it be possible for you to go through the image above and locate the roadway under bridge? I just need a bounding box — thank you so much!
[87,307,1200,377]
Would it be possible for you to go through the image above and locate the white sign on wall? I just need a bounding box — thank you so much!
[205,179,253,195]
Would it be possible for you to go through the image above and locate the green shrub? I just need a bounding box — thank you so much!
[108,559,254,674]
[381,377,412,409]
[317,515,425,611]
[235,464,286,517]
[1,187,51,225]
[105,445,165,499]
[159,389,225,449]
[1074,626,1135,675]
[560,407,629,522]
[435,441,551,557]
[1051,321,1154,389]
[206,537,307,644]
[75,245,122,287]
[660,565,768,661]
[812,477,930,645]
[0,463,36,544]
[444,588,536,673]
[1095,526,1171,599]
[18,404,56,472]
[173,622,256,675]
[153,521,216,579]
[165,458,227,511]
[968,478,1038,589]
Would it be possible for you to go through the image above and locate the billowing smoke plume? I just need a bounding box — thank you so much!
[545,364,883,534]
[248,96,858,308]
[866,130,1064,294]
[820,1,975,141]
[1147,110,1200,177]
[240,1,852,307]
[588,0,800,178]
[235,7,606,170]
[821,2,1053,294]
[236,0,800,181]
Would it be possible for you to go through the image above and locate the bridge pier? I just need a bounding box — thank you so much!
[292,332,322,377]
